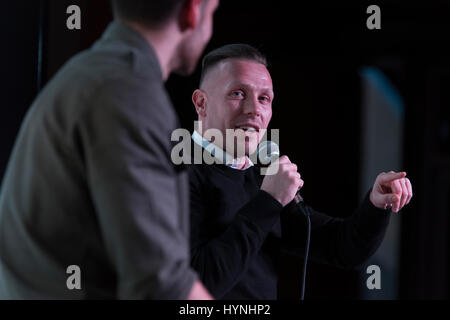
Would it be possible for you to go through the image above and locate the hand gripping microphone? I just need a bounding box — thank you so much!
[257,140,311,301]
[257,141,310,215]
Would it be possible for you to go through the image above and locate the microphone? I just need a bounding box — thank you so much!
[257,140,311,301]
[257,141,309,215]
[257,140,280,164]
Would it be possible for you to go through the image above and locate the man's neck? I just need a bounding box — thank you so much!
[234,157,251,170]
[193,130,253,170]
[120,19,180,81]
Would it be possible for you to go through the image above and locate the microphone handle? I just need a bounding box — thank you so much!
[294,191,310,217]
[294,191,304,204]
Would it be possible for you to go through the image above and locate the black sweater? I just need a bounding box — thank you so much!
[189,163,391,299]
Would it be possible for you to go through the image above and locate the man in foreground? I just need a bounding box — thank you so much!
[188,44,413,299]
[0,0,218,299]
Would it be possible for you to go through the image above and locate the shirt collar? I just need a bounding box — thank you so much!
[191,131,254,170]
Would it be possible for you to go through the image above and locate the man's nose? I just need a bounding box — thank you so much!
[243,97,262,117]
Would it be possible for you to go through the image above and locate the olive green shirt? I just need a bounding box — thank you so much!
[0,21,197,299]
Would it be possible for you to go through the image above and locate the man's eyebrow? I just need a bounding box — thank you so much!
[228,82,274,95]
[262,88,275,97]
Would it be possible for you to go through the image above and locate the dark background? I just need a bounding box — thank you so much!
[1,0,449,299]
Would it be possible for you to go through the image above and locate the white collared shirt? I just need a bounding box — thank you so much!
[191,131,254,170]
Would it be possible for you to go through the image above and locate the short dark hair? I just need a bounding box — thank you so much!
[111,0,186,28]
[199,44,268,85]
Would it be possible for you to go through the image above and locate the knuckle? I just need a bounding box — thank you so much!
[282,168,291,176]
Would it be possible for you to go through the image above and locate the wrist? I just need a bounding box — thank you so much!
[369,190,376,207]
[259,188,283,207]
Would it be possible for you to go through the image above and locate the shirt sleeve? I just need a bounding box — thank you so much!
[280,190,391,270]
[189,168,283,298]
[75,78,197,299]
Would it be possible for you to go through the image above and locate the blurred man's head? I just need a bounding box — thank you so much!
[192,44,273,157]
[112,0,219,76]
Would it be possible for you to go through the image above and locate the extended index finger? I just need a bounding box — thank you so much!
[378,171,407,184]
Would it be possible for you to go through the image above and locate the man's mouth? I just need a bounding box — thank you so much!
[234,124,260,133]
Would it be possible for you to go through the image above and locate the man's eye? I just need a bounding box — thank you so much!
[259,96,270,103]
[231,91,244,98]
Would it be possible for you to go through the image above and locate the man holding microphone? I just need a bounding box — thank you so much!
[187,44,413,299]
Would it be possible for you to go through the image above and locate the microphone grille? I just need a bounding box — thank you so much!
[257,141,280,164]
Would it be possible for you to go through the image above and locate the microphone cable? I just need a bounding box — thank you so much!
[295,197,312,301]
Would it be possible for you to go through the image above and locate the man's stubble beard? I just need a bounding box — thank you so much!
[173,30,208,76]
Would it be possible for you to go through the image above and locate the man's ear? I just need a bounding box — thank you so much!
[192,89,207,117]
[179,0,203,31]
